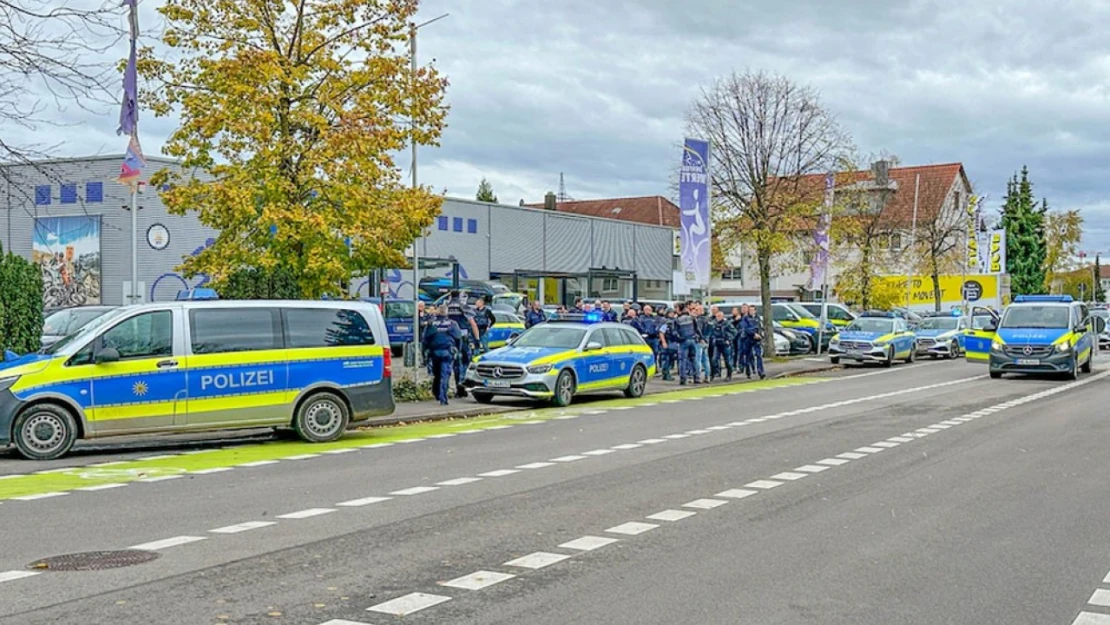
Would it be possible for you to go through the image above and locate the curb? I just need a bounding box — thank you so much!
[774,364,842,378]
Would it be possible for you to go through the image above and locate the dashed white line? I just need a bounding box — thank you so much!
[582,449,616,456]
[437,477,483,486]
[76,483,128,492]
[131,536,207,550]
[1089,589,1110,607]
[685,429,712,435]
[367,592,452,616]
[612,444,643,450]
[605,521,659,536]
[0,571,39,583]
[663,434,691,439]
[283,454,320,460]
[277,508,337,519]
[439,570,516,590]
[836,452,867,460]
[517,462,555,469]
[706,425,732,431]
[746,480,784,489]
[931,423,953,429]
[391,486,440,496]
[209,521,276,534]
[683,498,729,510]
[716,489,758,499]
[638,439,667,445]
[855,447,884,454]
[239,460,280,467]
[322,449,356,455]
[817,458,850,466]
[479,469,519,477]
[794,465,830,473]
[647,509,697,522]
[427,433,457,439]
[559,536,619,551]
[337,496,392,507]
[887,436,914,443]
[1072,613,1110,625]
[871,441,900,448]
[138,475,182,483]
[319,620,372,625]
[191,467,233,474]
[550,455,586,462]
[504,552,571,569]
[771,472,808,481]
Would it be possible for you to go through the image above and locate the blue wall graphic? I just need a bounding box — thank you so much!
[150,238,214,301]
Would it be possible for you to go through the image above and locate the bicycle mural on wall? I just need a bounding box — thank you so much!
[33,216,102,309]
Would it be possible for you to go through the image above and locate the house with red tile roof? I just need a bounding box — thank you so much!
[524,195,680,228]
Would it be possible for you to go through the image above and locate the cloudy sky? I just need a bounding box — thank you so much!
[8,0,1110,251]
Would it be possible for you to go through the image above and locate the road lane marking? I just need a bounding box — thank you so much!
[931,423,953,429]
[504,552,571,569]
[319,620,373,625]
[277,508,336,519]
[855,447,884,454]
[612,444,643,450]
[322,448,356,454]
[390,486,440,496]
[638,439,667,444]
[437,477,483,486]
[337,496,392,507]
[550,455,586,462]
[367,592,451,616]
[479,470,520,477]
[605,521,659,536]
[439,570,516,590]
[817,458,850,466]
[871,442,900,448]
[559,536,619,551]
[284,454,320,460]
[131,536,206,550]
[1072,613,1110,625]
[0,571,39,583]
[582,449,616,456]
[517,462,555,469]
[887,436,914,443]
[191,467,233,474]
[138,475,182,483]
[239,460,280,467]
[836,452,867,459]
[746,480,783,489]
[14,492,68,501]
[716,489,758,499]
[209,521,276,534]
[1089,589,1110,607]
[683,498,728,509]
[647,509,697,522]
[685,429,713,435]
[663,434,691,439]
[76,483,128,492]
[795,465,830,473]
[771,472,808,481]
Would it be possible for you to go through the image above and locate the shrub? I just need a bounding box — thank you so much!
[0,242,44,354]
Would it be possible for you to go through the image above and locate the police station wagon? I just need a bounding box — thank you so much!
[0,300,394,460]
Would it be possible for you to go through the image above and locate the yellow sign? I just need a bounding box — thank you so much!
[966,195,980,272]
[988,229,1005,273]
[880,274,999,306]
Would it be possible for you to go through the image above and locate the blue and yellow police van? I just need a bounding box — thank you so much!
[0,300,395,460]
[975,295,1104,379]
[827,310,917,367]
[464,312,655,406]
[484,311,526,350]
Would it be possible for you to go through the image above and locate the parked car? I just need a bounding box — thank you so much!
[41,306,117,350]
[362,297,416,356]
[773,331,791,356]
[1093,309,1110,349]
[797,302,857,328]
[773,321,812,355]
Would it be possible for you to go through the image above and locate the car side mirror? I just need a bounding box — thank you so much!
[94,346,120,364]
[584,341,603,352]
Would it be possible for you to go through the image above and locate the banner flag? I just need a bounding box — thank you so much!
[679,138,711,290]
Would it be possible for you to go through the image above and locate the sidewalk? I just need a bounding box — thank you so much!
[373,357,840,428]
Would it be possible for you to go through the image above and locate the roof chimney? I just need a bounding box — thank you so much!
[544,191,557,211]
[871,160,890,186]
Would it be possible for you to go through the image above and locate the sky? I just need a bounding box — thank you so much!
[7,0,1110,252]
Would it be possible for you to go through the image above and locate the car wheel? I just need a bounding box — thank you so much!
[882,347,893,368]
[1066,356,1079,380]
[552,370,576,407]
[473,392,494,404]
[950,340,961,358]
[624,364,647,398]
[830,356,840,365]
[989,370,1002,379]
[905,347,915,364]
[1082,351,1093,373]
[12,403,78,461]
[294,391,349,443]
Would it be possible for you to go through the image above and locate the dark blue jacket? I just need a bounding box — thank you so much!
[674,313,698,341]
[423,316,462,353]
[739,316,762,339]
[525,309,546,328]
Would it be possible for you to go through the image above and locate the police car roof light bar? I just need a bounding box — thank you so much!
[549,312,604,324]
[1013,295,1073,303]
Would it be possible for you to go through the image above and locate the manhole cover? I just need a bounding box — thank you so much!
[28,550,161,571]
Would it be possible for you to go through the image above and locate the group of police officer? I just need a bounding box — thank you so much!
[419,291,491,405]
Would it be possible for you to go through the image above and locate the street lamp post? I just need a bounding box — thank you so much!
[409,13,448,376]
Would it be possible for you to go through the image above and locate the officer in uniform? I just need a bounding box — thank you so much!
[473,297,496,354]
[740,306,766,379]
[733,304,750,373]
[417,300,433,375]
[446,290,480,397]
[599,300,619,323]
[525,301,546,328]
[422,305,462,405]
[673,303,700,385]
[639,305,663,370]
[708,309,736,381]
[660,309,679,381]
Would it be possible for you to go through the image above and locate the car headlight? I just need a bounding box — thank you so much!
[527,364,553,374]
[1056,342,1071,353]
[991,341,1003,352]
[873,340,889,347]
[0,376,17,392]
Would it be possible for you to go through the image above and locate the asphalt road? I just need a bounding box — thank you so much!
[2,359,1110,625]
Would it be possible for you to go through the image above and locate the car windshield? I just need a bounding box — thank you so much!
[493,294,523,309]
[918,317,959,331]
[494,312,522,325]
[383,301,415,320]
[999,305,1070,329]
[972,315,996,330]
[783,304,817,319]
[43,308,111,336]
[512,326,585,349]
[845,319,893,334]
[42,307,129,354]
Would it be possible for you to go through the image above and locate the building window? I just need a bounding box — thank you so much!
[60,184,77,204]
[85,182,103,203]
[437,216,448,231]
[889,233,903,251]
[602,277,618,291]
[34,185,51,205]
[452,217,463,232]
[466,218,478,234]
[720,267,742,280]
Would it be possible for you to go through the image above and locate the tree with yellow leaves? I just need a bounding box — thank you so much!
[141,0,448,297]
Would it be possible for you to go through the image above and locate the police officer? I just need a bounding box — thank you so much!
[599,300,619,323]
[731,305,747,372]
[640,305,663,371]
[740,306,766,379]
[417,300,433,375]
[422,305,462,405]
[622,307,639,328]
[525,300,546,328]
[473,296,496,354]
[708,309,736,381]
[673,303,700,385]
[660,309,679,381]
[446,290,480,397]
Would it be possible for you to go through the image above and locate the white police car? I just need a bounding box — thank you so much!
[827,311,916,367]
[463,314,655,406]
[914,314,968,359]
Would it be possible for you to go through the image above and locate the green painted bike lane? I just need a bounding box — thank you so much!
[0,377,821,500]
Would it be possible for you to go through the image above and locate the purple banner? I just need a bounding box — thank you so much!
[679,138,710,290]
[808,172,834,290]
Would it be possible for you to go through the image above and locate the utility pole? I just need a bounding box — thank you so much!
[904,174,920,310]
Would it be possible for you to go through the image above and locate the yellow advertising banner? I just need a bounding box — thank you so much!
[880,274,1000,306]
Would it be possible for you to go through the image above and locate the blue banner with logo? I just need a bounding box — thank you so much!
[679,138,711,290]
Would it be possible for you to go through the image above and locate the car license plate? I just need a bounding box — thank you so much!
[1016,358,1039,365]
[485,379,511,388]
[847,350,861,356]
[395,325,410,332]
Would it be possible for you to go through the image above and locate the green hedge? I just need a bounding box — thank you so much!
[219,266,303,300]
[0,242,44,354]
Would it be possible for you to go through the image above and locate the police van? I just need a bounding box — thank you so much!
[463,313,655,406]
[982,295,1104,379]
[0,300,394,460]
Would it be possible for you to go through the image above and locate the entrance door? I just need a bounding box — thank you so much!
[85,309,186,434]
